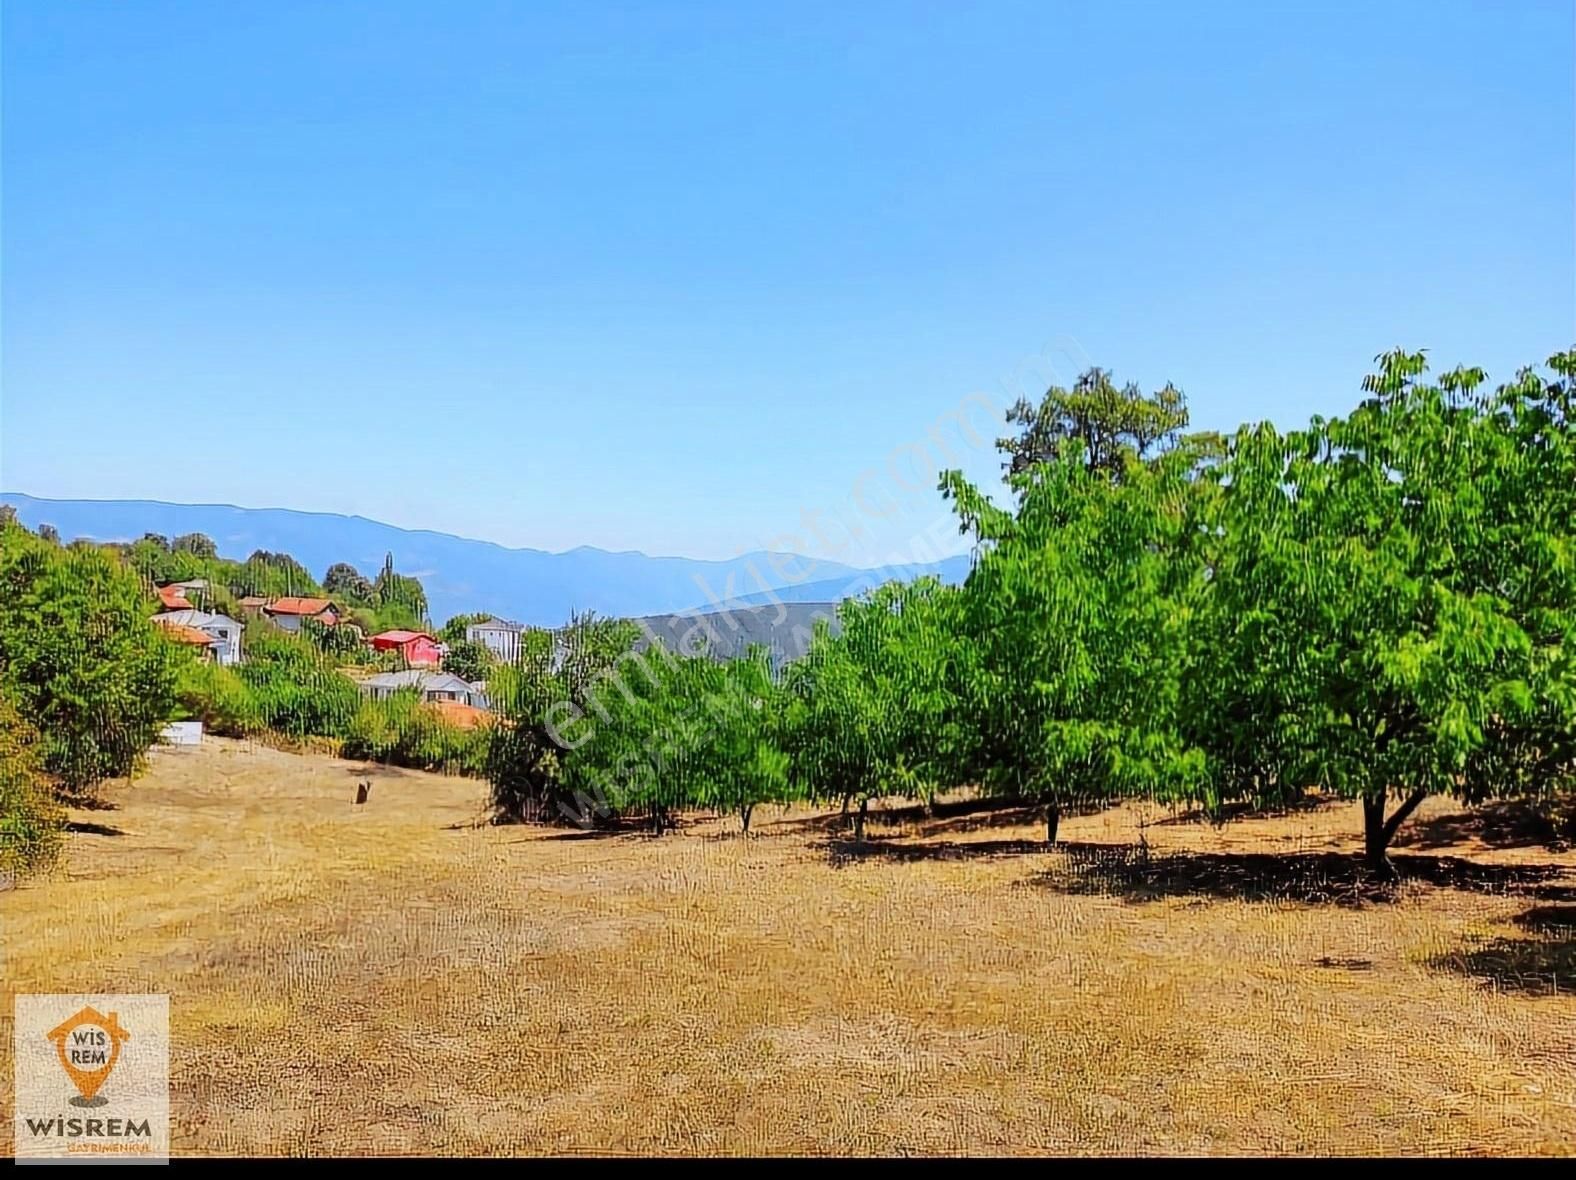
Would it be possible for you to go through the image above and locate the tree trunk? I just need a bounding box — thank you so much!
[740,803,753,834]
[853,797,869,843]
[1362,789,1429,875]
[1045,802,1061,846]
[841,793,852,826]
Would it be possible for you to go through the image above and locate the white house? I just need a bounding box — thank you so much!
[465,616,527,663]
[359,669,487,708]
[153,609,245,666]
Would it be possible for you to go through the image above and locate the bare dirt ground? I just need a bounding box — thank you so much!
[3,737,1574,1156]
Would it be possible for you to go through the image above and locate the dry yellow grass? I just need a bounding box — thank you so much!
[3,738,1574,1156]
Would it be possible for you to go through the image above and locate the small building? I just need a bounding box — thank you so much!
[359,669,486,708]
[154,609,244,666]
[465,616,528,662]
[237,596,269,616]
[368,629,443,668]
[262,596,339,633]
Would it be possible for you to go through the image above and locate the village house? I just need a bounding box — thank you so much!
[153,617,224,663]
[262,596,339,633]
[368,629,444,668]
[153,608,245,666]
[358,669,487,708]
[465,616,527,662]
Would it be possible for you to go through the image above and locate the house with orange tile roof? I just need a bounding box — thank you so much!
[154,616,223,661]
[261,596,339,633]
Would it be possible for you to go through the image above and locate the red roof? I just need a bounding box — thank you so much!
[154,619,215,647]
[156,584,193,610]
[264,597,335,617]
[369,630,432,645]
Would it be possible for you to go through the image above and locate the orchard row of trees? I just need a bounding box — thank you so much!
[486,351,1576,873]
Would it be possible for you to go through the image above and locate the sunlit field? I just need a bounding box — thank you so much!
[3,738,1573,1156]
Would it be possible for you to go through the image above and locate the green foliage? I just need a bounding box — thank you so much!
[303,615,367,660]
[438,613,494,645]
[441,639,493,684]
[940,448,1209,839]
[997,366,1196,481]
[172,532,217,559]
[237,630,360,739]
[0,686,63,880]
[560,644,793,832]
[1185,349,1576,865]
[323,562,375,605]
[342,691,491,777]
[486,613,642,823]
[783,579,964,835]
[174,659,262,738]
[0,522,179,794]
[374,552,428,624]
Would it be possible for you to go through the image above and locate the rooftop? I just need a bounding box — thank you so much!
[264,596,335,616]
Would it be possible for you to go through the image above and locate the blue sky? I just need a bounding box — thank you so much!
[3,1,1571,565]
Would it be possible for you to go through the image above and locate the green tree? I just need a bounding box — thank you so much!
[1187,349,1576,872]
[172,532,218,558]
[323,562,375,604]
[940,448,1207,843]
[782,579,964,840]
[374,552,428,624]
[486,613,641,824]
[998,367,1194,481]
[442,639,493,684]
[0,522,179,794]
[238,630,361,739]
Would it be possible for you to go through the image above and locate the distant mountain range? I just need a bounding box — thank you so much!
[1,493,970,626]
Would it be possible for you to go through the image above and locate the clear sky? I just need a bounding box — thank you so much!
[3,1,1571,565]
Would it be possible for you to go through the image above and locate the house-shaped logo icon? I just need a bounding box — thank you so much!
[46,1006,131,1108]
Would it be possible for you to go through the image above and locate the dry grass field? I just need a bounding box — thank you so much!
[3,737,1574,1156]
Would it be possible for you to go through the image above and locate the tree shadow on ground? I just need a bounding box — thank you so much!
[1032,844,1575,908]
[63,795,119,812]
[1428,908,1576,997]
[1394,800,1575,853]
[821,836,1055,867]
[1148,793,1337,828]
[63,821,126,837]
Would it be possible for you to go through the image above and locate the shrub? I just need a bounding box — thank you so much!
[174,659,262,738]
[0,688,63,879]
[342,690,491,776]
[0,521,178,795]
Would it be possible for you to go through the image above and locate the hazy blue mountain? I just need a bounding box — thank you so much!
[1,493,968,627]
[1,493,877,627]
[691,553,974,611]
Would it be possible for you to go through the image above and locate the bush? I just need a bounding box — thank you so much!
[342,690,491,776]
[238,631,361,739]
[0,521,178,794]
[0,688,63,880]
[174,659,262,738]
